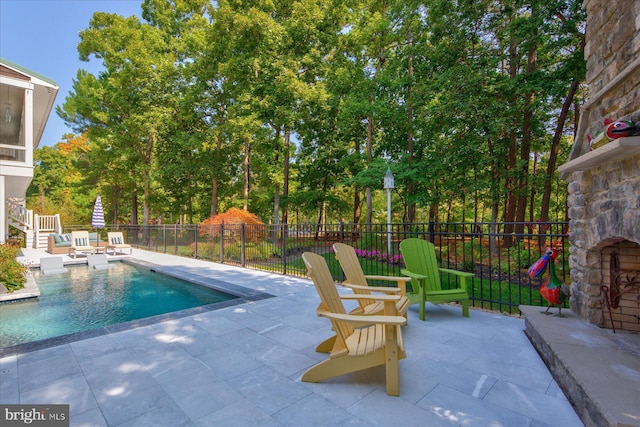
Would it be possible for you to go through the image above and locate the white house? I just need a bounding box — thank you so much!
[1,58,59,246]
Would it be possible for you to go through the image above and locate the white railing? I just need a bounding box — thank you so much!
[37,214,60,233]
[33,214,61,248]
[0,144,27,162]
[7,198,33,229]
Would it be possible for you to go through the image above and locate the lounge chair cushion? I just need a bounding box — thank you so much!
[50,234,72,247]
[74,237,89,247]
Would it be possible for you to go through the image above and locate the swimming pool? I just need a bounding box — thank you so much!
[0,261,266,353]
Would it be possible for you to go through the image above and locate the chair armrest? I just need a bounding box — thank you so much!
[438,268,474,291]
[364,275,411,295]
[439,268,475,277]
[340,294,401,302]
[319,311,407,327]
[363,275,411,282]
[400,269,428,280]
[342,282,402,294]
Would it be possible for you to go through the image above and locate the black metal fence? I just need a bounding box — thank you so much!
[71,221,569,315]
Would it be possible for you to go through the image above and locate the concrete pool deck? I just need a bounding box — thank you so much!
[1,249,583,426]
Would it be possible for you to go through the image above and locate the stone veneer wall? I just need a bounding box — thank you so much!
[563,0,640,327]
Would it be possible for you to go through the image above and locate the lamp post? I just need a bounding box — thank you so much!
[383,167,395,255]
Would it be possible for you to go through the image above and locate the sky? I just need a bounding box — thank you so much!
[0,0,144,147]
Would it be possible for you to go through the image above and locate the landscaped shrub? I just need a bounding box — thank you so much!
[0,244,27,292]
[459,239,486,272]
[193,241,220,259]
[509,246,536,269]
[491,256,514,276]
[198,208,265,244]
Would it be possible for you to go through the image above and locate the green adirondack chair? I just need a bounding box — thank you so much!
[399,238,473,320]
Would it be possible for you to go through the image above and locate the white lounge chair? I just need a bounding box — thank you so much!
[40,257,68,275]
[106,232,132,255]
[87,253,115,270]
[69,231,96,258]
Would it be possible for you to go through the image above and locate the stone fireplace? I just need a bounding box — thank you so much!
[522,2,640,426]
[559,0,640,333]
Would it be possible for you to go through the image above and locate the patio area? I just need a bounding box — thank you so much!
[1,249,583,426]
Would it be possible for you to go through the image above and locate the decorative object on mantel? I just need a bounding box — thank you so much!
[528,248,571,316]
[559,135,640,173]
[587,118,640,150]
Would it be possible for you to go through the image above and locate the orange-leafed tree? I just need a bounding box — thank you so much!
[198,208,265,243]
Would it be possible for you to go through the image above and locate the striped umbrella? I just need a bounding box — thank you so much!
[92,195,105,230]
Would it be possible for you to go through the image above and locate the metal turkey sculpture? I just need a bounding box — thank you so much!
[528,248,571,316]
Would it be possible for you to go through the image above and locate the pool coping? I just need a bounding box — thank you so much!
[0,258,275,358]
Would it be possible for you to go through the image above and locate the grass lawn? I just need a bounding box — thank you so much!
[145,242,554,316]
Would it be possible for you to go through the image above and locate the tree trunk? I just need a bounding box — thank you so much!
[131,191,138,225]
[353,190,361,225]
[282,129,290,225]
[210,134,222,217]
[366,113,373,231]
[112,185,120,225]
[243,137,250,211]
[515,17,537,234]
[406,32,416,223]
[185,167,193,224]
[502,29,519,246]
[540,79,580,222]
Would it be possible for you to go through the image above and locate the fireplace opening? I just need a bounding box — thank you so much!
[600,241,640,332]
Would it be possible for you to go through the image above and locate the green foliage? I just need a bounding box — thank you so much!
[193,241,219,259]
[491,257,514,276]
[33,0,583,226]
[509,246,537,269]
[0,244,28,292]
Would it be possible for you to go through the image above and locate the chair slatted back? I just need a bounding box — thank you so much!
[399,238,443,292]
[333,243,375,308]
[108,232,124,245]
[333,243,368,287]
[302,252,353,346]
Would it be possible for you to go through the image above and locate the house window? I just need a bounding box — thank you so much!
[0,83,25,161]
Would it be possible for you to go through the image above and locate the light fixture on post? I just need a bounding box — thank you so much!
[383,166,395,255]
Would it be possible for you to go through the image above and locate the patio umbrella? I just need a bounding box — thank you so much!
[92,196,105,241]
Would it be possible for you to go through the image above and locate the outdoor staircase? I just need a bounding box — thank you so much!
[7,198,61,248]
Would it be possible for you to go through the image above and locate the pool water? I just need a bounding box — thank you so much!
[0,262,237,348]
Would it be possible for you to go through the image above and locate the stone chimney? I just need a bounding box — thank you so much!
[559,0,640,331]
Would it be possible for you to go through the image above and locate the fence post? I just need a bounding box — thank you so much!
[241,223,246,267]
[282,222,287,275]
[194,224,198,258]
[219,220,224,263]
[428,221,435,243]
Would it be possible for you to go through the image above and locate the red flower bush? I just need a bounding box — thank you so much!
[198,208,265,244]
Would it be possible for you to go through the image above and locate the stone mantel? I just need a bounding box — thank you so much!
[559,136,640,174]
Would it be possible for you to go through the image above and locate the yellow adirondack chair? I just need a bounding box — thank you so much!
[301,252,407,396]
[399,238,473,320]
[69,231,96,259]
[332,243,411,318]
